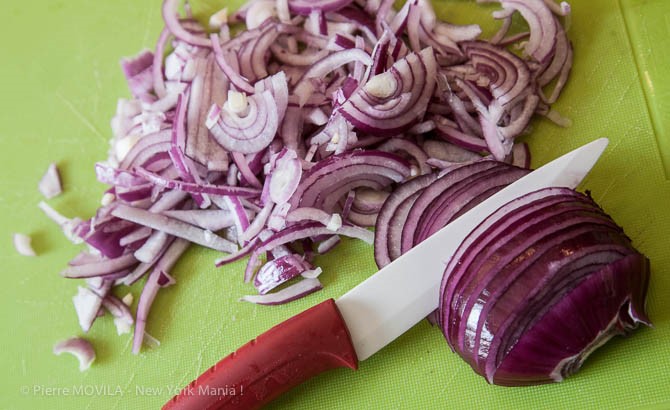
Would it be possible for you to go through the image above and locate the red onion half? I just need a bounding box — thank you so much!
[438,188,650,386]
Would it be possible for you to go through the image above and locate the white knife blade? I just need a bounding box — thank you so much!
[336,138,609,361]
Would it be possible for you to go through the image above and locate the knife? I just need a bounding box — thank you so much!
[162,138,609,410]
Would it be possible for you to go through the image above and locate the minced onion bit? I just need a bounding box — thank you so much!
[53,337,96,372]
[39,162,63,199]
[52,0,574,354]
[13,233,37,256]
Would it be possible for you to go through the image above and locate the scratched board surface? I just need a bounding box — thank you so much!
[1,1,669,409]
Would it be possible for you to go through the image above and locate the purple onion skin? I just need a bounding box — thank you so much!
[438,188,651,386]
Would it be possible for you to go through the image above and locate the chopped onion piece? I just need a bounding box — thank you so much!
[13,233,36,256]
[39,163,62,199]
[301,267,323,279]
[72,286,104,332]
[53,337,96,372]
[240,278,322,305]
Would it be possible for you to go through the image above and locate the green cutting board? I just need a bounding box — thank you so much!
[1,1,669,409]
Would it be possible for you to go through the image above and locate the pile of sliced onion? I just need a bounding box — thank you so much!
[439,188,650,385]
[50,0,574,354]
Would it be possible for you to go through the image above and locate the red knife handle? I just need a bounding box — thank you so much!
[162,298,358,410]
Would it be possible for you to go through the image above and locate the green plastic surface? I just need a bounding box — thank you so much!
[1,1,669,409]
[620,0,670,178]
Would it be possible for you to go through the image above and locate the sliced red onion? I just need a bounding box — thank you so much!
[452,220,626,361]
[161,0,211,48]
[288,0,353,15]
[316,235,341,254]
[402,161,528,253]
[461,41,531,107]
[538,24,573,104]
[494,254,647,385]
[245,0,278,29]
[266,201,290,231]
[347,209,377,227]
[289,150,410,213]
[210,34,255,94]
[241,278,322,304]
[378,138,430,175]
[435,21,482,42]
[111,204,236,253]
[301,266,323,278]
[39,163,62,199]
[160,209,241,231]
[185,56,231,172]
[133,267,162,354]
[134,231,170,263]
[433,120,488,152]
[131,239,188,353]
[374,172,438,267]
[121,49,156,103]
[511,142,531,168]
[340,48,437,136]
[152,28,171,98]
[214,237,261,267]
[95,163,145,187]
[118,129,171,170]
[422,140,482,163]
[231,151,263,189]
[296,208,341,230]
[243,221,374,282]
[351,188,389,214]
[457,77,539,160]
[264,149,303,205]
[216,196,250,244]
[408,119,435,134]
[239,203,274,243]
[61,253,138,279]
[207,89,281,154]
[53,337,96,372]
[123,238,189,286]
[485,0,557,63]
[254,253,313,294]
[293,48,372,106]
[13,233,36,257]
[136,167,261,197]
